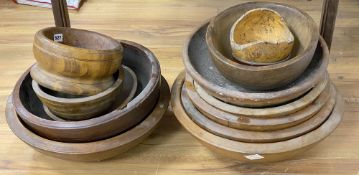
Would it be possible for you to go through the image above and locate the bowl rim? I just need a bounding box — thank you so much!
[5,78,170,160]
[31,66,124,104]
[206,1,319,71]
[171,72,343,161]
[35,27,123,55]
[13,40,161,129]
[183,21,329,105]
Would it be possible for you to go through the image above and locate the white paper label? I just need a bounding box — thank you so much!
[54,33,63,42]
[245,154,264,160]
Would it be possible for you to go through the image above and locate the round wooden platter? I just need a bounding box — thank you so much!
[171,71,343,163]
[182,84,336,143]
[183,22,328,107]
[13,40,161,143]
[186,73,329,118]
[44,65,138,121]
[6,77,170,162]
[184,77,332,131]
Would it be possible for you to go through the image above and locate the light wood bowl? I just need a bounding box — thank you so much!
[13,40,162,143]
[171,72,343,163]
[206,2,319,90]
[33,27,123,95]
[5,78,170,162]
[184,22,328,107]
[230,8,294,65]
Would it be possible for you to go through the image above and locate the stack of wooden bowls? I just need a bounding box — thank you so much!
[6,27,170,161]
[171,2,344,163]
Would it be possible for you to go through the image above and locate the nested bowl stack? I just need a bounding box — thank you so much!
[174,2,343,163]
[6,40,170,161]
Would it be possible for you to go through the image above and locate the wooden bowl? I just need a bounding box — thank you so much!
[230,8,294,65]
[33,27,123,95]
[184,22,328,107]
[206,2,319,90]
[186,73,329,118]
[171,72,343,163]
[181,83,336,143]
[184,76,331,131]
[5,78,170,161]
[43,66,138,121]
[32,66,124,121]
[13,40,162,143]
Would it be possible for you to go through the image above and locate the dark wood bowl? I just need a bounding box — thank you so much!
[185,73,329,118]
[171,71,343,163]
[184,76,332,131]
[182,83,336,142]
[183,22,328,107]
[32,66,125,121]
[206,2,319,90]
[13,40,162,143]
[6,78,170,162]
[33,27,123,95]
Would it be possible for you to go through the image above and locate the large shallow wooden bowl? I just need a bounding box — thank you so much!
[186,73,329,118]
[185,77,332,131]
[206,2,319,90]
[13,40,162,143]
[6,79,170,161]
[230,8,294,64]
[33,27,123,95]
[181,83,336,143]
[171,72,343,163]
[184,22,328,107]
[32,66,124,121]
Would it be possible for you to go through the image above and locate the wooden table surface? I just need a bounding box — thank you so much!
[1,0,359,174]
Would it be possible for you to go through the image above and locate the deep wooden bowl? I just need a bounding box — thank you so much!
[181,83,336,143]
[32,66,124,121]
[171,72,343,163]
[6,78,170,161]
[206,2,319,90]
[230,8,294,64]
[13,40,162,143]
[184,22,328,107]
[33,27,123,95]
[185,77,331,131]
[186,73,329,118]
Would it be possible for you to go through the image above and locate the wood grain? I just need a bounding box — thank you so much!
[0,0,358,174]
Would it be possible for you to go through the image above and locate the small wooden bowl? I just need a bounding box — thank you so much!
[33,27,123,95]
[171,72,343,163]
[206,2,319,90]
[184,77,332,131]
[13,40,162,143]
[230,8,294,65]
[5,78,170,161]
[43,66,138,121]
[181,83,336,143]
[32,66,124,121]
[186,73,329,118]
[184,22,328,107]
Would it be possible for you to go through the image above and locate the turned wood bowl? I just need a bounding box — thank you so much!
[230,8,294,65]
[206,2,319,90]
[32,66,124,121]
[171,72,343,163]
[13,40,162,143]
[184,74,331,131]
[32,27,123,95]
[186,73,329,118]
[6,78,170,161]
[181,82,336,143]
[184,22,328,107]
